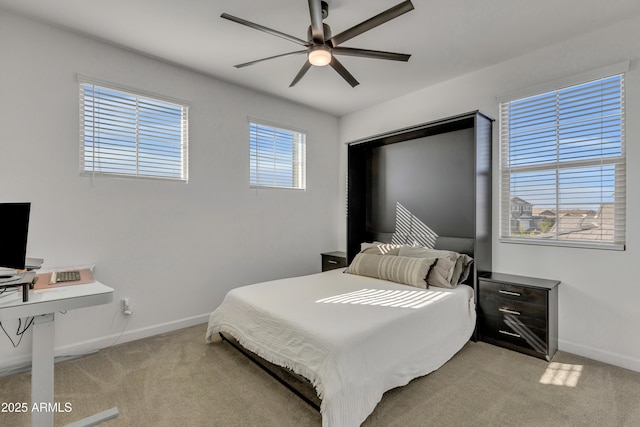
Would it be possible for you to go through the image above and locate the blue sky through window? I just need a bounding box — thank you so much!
[506,75,622,210]
[82,84,187,180]
[249,122,305,189]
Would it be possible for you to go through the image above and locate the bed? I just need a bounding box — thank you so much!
[206,112,491,426]
[206,243,476,427]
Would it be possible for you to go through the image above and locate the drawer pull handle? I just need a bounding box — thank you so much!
[499,308,521,315]
[327,260,338,264]
[499,329,521,338]
[499,290,521,297]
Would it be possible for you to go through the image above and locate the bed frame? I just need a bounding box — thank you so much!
[218,332,321,410]
[221,111,493,410]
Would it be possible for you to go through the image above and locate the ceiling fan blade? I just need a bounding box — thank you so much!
[330,0,414,47]
[290,61,313,87]
[308,0,325,43]
[332,47,410,62]
[330,56,359,87]
[235,50,307,68]
[221,13,310,47]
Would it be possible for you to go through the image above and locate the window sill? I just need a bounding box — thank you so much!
[250,185,306,191]
[80,172,188,183]
[499,237,625,251]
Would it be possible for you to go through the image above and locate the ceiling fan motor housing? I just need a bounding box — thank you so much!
[307,23,332,43]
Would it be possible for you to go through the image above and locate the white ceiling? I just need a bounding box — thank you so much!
[2,0,640,116]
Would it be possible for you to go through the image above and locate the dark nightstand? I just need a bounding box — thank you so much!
[478,272,560,361]
[321,251,347,272]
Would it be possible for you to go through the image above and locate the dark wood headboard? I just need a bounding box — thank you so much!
[346,111,493,292]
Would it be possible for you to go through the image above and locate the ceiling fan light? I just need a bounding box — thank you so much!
[309,45,332,66]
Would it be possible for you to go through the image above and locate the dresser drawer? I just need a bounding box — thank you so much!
[478,295,547,329]
[321,251,347,272]
[479,279,547,306]
[479,314,548,357]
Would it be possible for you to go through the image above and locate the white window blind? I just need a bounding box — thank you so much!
[249,121,306,189]
[499,74,625,250]
[80,79,189,181]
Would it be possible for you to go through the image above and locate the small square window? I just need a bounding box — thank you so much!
[249,121,306,190]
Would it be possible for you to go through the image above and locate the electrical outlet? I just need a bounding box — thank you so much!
[121,298,132,315]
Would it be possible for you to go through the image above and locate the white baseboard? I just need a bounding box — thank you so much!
[559,339,640,373]
[0,313,210,376]
[6,317,636,376]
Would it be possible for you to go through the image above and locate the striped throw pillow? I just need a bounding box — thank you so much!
[346,253,438,288]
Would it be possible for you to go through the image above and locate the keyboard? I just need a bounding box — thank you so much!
[49,270,81,284]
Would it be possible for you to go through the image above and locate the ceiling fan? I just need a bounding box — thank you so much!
[221,0,414,87]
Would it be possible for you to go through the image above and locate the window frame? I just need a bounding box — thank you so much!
[498,68,626,251]
[248,118,307,190]
[79,75,189,182]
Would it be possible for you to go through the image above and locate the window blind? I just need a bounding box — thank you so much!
[499,74,625,249]
[249,121,306,189]
[80,80,189,181]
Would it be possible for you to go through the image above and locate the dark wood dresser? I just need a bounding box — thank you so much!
[321,251,347,272]
[478,272,560,361]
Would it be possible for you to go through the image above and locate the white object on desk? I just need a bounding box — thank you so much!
[0,278,117,427]
[0,274,21,283]
[0,267,19,276]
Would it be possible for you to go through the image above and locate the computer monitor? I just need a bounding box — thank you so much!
[0,202,31,270]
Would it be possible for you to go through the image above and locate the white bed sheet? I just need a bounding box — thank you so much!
[206,268,475,427]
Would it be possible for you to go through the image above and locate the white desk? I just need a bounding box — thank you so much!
[0,280,117,427]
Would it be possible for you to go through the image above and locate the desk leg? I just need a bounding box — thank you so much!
[32,313,55,427]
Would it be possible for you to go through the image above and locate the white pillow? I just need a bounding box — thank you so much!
[360,241,403,255]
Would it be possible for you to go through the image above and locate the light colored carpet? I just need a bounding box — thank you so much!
[1,323,639,426]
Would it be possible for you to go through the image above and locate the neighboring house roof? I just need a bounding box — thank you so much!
[560,209,597,216]
[533,209,556,217]
[511,197,531,206]
[542,203,614,241]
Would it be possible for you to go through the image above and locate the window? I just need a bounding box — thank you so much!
[499,74,625,249]
[249,120,306,189]
[80,78,189,181]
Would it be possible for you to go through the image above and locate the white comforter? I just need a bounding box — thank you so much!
[206,268,475,427]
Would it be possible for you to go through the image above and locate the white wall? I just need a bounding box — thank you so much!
[0,11,340,371]
[339,16,640,372]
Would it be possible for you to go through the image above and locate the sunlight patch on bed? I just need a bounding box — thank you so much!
[539,363,583,387]
[316,288,448,309]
